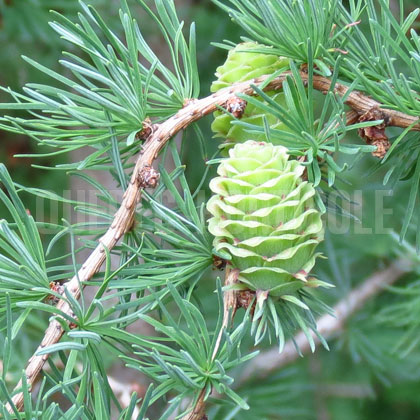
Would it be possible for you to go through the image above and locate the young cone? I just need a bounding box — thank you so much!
[207,141,324,296]
[211,42,290,151]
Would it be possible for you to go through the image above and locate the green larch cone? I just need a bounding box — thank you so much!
[207,141,324,296]
[211,42,290,151]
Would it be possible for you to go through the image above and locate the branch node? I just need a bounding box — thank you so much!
[45,282,65,305]
[69,321,78,330]
[137,164,160,189]
[212,254,227,270]
[357,106,390,159]
[137,117,157,142]
[225,96,247,118]
[237,289,256,314]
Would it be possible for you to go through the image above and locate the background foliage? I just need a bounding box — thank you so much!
[1,0,420,419]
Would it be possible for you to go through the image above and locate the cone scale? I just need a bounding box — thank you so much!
[211,42,290,150]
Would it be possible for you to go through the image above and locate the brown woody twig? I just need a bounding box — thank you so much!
[7,71,420,413]
[181,266,239,420]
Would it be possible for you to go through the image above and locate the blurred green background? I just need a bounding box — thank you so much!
[1,1,420,419]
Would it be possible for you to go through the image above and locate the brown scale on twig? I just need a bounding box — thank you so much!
[136,117,157,142]
[212,254,227,270]
[237,289,256,315]
[297,155,308,181]
[45,282,65,305]
[357,106,391,159]
[225,96,247,118]
[137,164,160,189]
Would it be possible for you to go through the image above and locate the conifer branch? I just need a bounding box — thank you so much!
[180,388,207,420]
[181,266,239,420]
[7,70,420,413]
[236,260,411,386]
[211,266,240,361]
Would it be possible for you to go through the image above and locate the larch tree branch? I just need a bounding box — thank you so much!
[236,259,412,386]
[7,70,420,413]
[181,266,239,420]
